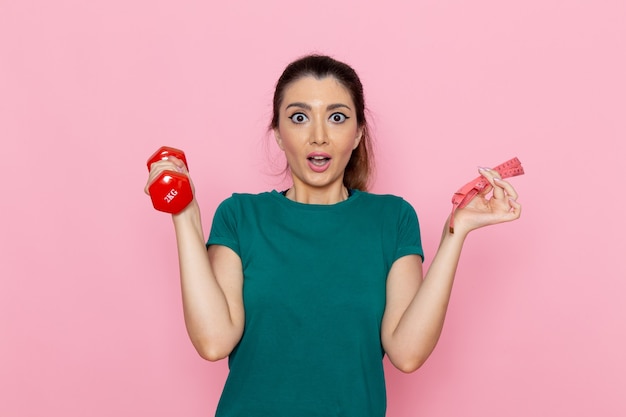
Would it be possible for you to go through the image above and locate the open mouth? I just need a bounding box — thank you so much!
[308,155,331,166]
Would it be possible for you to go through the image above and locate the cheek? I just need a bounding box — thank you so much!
[343,128,361,152]
[276,137,299,160]
[277,127,304,151]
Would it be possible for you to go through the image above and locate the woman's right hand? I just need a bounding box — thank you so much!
[145,155,198,217]
[144,155,196,198]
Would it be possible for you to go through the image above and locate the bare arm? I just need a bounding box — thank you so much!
[173,202,244,361]
[381,168,522,373]
[146,157,244,361]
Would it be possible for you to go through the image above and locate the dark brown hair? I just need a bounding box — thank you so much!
[270,54,373,191]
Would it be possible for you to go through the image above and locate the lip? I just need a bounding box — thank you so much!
[307,152,332,159]
[307,152,332,173]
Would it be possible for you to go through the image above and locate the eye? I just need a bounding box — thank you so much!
[329,112,348,123]
[289,113,308,124]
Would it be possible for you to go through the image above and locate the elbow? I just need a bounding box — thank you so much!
[392,355,428,374]
[385,333,441,373]
[197,347,229,362]
[186,324,242,362]
[388,347,433,374]
[192,338,233,362]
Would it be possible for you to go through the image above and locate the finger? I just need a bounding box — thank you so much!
[507,197,522,220]
[167,156,188,173]
[476,169,493,196]
[478,184,493,197]
[479,167,505,199]
[149,156,185,173]
[493,177,519,201]
[145,158,189,194]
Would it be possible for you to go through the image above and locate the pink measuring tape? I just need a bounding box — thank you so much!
[449,157,524,233]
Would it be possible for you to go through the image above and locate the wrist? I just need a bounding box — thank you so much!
[444,216,470,241]
[172,199,201,225]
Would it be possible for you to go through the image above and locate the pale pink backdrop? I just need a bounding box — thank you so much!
[1,0,624,416]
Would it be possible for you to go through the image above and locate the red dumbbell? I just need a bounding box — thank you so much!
[146,146,193,214]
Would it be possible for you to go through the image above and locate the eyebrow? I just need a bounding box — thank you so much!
[285,102,352,111]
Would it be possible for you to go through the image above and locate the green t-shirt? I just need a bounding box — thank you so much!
[207,190,423,417]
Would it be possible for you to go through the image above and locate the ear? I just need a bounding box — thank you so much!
[274,128,285,150]
[352,127,363,150]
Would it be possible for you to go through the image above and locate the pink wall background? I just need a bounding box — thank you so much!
[1,0,624,416]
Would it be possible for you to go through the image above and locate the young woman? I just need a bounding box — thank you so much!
[145,55,521,416]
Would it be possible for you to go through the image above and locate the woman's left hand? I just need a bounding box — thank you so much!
[452,167,522,235]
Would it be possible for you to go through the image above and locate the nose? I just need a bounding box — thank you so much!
[309,120,329,145]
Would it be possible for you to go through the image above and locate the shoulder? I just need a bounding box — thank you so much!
[218,191,276,205]
[355,190,404,202]
[353,191,420,229]
[211,191,278,233]
[215,191,280,214]
[353,190,416,212]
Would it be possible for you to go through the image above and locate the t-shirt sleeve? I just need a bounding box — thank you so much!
[206,196,241,256]
[395,199,424,262]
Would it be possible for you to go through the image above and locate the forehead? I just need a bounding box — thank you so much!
[281,76,354,107]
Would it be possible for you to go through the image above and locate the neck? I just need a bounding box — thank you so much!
[285,183,349,205]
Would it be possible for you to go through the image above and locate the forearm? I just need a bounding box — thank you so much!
[389,220,468,371]
[172,201,242,360]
